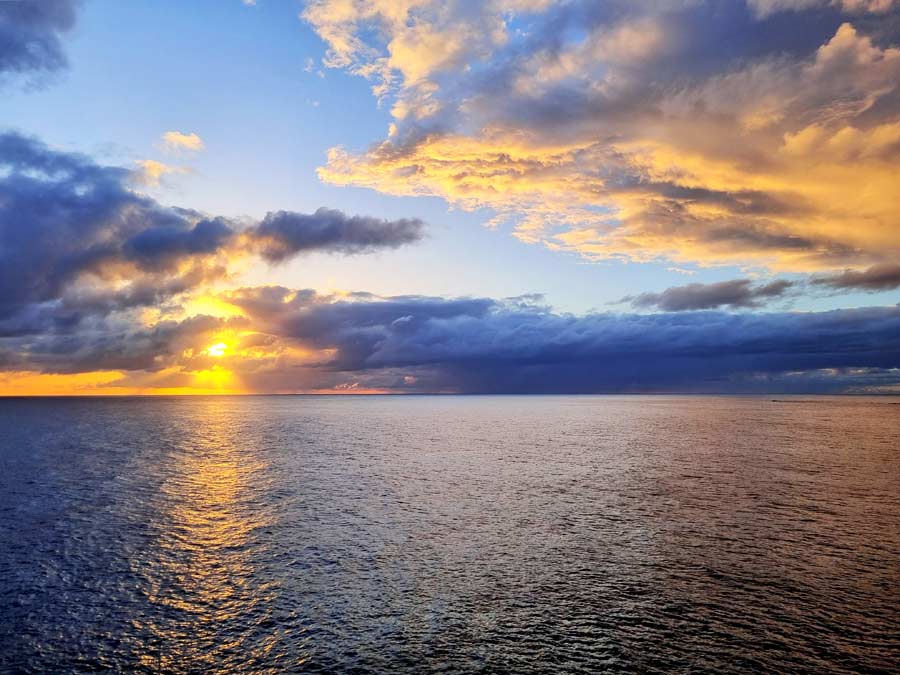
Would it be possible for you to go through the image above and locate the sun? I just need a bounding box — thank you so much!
[206,342,228,357]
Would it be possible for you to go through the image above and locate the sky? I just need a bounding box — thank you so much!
[0,0,899,394]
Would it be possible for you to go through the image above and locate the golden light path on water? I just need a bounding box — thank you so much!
[127,399,298,673]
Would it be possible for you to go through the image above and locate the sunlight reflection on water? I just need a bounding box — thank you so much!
[132,401,283,672]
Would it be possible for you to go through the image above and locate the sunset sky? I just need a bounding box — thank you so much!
[1,0,899,394]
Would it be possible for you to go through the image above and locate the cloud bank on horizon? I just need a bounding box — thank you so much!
[0,0,899,394]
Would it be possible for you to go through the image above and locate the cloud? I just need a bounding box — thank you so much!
[2,313,236,376]
[93,287,900,394]
[0,131,426,329]
[749,0,899,17]
[304,1,900,275]
[625,279,794,311]
[813,263,900,290]
[123,217,236,268]
[251,208,425,261]
[0,0,79,82]
[8,282,898,394]
[134,159,186,186]
[162,131,205,152]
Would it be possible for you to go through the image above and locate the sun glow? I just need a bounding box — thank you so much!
[181,295,246,319]
[207,342,228,357]
[192,365,233,390]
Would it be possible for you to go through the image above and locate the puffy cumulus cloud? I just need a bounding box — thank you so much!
[625,279,794,311]
[0,0,79,82]
[305,1,900,275]
[302,0,513,118]
[8,286,900,394]
[813,263,900,290]
[162,131,205,152]
[0,131,426,334]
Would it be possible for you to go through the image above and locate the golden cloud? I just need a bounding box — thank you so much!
[162,131,205,152]
[312,15,900,272]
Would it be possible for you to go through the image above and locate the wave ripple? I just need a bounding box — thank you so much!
[1,395,898,674]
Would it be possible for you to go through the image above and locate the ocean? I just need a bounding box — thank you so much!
[0,395,897,674]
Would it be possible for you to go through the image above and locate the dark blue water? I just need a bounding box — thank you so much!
[0,395,898,674]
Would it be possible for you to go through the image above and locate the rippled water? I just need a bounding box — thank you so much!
[0,395,898,674]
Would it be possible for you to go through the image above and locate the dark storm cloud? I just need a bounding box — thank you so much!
[221,287,900,393]
[812,264,900,291]
[0,0,79,80]
[123,218,236,267]
[253,209,425,262]
[223,286,493,373]
[0,131,426,326]
[626,279,794,311]
[224,286,492,336]
[0,131,172,319]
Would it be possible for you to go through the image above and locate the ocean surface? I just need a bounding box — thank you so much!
[0,395,897,674]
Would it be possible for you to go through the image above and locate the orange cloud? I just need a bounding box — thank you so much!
[134,159,187,187]
[162,130,205,152]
